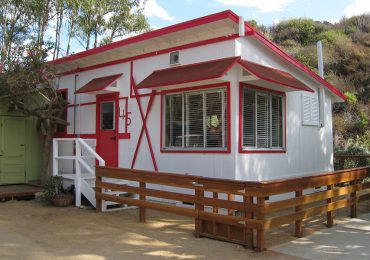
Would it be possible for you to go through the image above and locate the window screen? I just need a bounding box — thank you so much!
[164,88,227,150]
[242,87,284,149]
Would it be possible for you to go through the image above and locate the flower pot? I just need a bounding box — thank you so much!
[51,194,74,207]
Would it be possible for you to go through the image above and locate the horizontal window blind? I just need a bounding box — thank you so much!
[164,88,227,150]
[242,87,284,150]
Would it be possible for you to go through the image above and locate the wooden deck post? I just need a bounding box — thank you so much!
[139,182,146,223]
[326,184,334,227]
[213,192,218,213]
[195,184,204,238]
[256,196,266,252]
[295,190,303,237]
[212,192,218,236]
[95,175,102,213]
[350,180,357,218]
[227,194,235,215]
[244,195,254,249]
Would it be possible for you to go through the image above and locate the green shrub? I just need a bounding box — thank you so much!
[344,92,357,106]
[272,18,325,46]
[316,30,348,44]
[358,111,369,129]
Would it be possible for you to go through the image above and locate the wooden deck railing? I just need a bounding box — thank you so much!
[96,166,370,252]
[334,154,370,170]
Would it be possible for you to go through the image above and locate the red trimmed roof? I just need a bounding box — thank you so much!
[48,9,344,101]
[238,60,314,92]
[245,23,346,101]
[75,74,122,94]
[136,57,240,89]
[50,10,239,66]
[137,56,313,92]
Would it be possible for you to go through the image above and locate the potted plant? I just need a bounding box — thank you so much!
[43,176,74,206]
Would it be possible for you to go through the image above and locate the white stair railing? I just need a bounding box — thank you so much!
[53,138,105,208]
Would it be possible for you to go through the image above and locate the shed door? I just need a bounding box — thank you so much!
[0,117,26,184]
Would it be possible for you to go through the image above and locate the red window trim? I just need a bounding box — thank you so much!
[160,82,231,154]
[55,88,68,135]
[238,83,287,154]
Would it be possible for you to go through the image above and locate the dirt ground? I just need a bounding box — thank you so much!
[0,199,369,260]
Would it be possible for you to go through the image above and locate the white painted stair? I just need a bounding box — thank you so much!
[53,138,134,211]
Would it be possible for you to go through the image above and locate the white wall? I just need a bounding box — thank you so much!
[57,36,335,181]
[234,37,334,181]
[58,40,238,179]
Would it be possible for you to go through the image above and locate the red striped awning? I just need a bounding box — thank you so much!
[136,57,239,89]
[238,60,313,92]
[136,56,313,93]
[75,74,122,94]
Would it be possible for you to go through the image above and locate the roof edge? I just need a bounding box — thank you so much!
[50,10,239,66]
[245,23,346,101]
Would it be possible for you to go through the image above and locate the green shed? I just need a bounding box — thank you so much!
[0,98,41,185]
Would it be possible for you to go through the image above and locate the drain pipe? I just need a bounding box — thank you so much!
[239,16,245,37]
[317,41,325,128]
[73,73,79,135]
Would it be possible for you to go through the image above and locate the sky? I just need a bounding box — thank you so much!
[48,0,370,57]
[144,0,370,28]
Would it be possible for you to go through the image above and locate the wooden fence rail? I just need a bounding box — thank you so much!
[96,166,370,252]
[334,154,370,170]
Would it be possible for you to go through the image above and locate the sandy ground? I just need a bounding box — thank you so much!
[0,199,369,260]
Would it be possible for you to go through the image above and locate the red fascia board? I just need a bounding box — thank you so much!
[75,73,122,94]
[136,56,240,89]
[245,23,346,101]
[238,59,314,92]
[50,10,240,66]
[59,34,239,76]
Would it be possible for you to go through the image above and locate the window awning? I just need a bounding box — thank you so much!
[136,57,239,89]
[136,56,313,93]
[238,60,314,92]
[75,74,122,94]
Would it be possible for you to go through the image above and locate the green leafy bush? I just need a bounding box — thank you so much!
[344,92,357,106]
[316,30,348,44]
[272,18,325,46]
[43,176,65,200]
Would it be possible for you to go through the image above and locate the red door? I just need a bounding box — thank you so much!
[97,94,118,167]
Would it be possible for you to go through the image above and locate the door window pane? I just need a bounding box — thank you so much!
[101,101,115,130]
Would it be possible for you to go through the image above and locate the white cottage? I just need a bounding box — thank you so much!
[51,10,345,204]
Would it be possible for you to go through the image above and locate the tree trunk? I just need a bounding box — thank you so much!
[66,20,74,56]
[40,126,55,185]
[86,32,91,50]
[38,0,51,48]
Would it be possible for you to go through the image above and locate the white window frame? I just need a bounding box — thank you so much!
[241,87,285,151]
[163,87,228,151]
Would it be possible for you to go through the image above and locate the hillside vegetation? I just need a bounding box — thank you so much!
[250,15,370,154]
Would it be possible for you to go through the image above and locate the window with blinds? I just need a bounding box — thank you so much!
[242,87,284,150]
[164,88,227,150]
